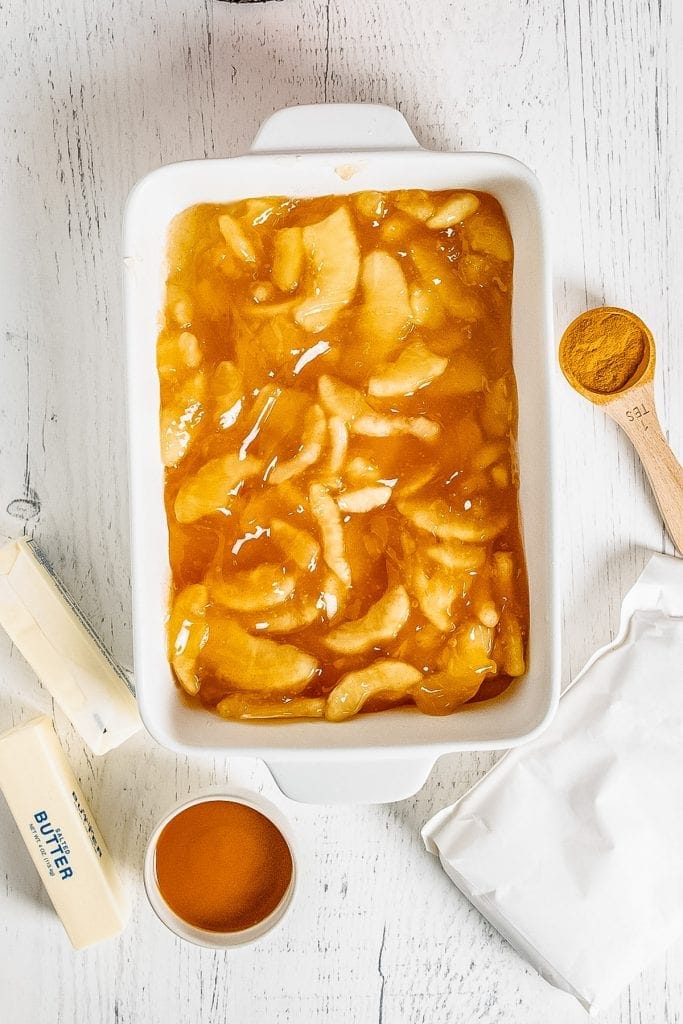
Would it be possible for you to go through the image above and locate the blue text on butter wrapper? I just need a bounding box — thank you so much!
[33,811,73,879]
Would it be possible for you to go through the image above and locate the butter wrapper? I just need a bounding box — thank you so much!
[0,716,130,949]
[423,554,683,1015]
[0,538,141,754]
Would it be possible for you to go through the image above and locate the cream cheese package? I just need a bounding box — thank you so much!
[423,553,683,1015]
[0,538,141,754]
[0,715,130,949]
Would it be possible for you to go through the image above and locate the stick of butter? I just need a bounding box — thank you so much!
[0,716,130,949]
[0,538,141,754]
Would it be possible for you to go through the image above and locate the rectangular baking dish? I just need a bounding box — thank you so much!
[124,103,560,804]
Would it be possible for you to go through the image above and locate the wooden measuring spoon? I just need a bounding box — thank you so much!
[559,307,683,553]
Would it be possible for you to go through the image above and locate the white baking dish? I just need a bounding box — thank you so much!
[124,103,560,804]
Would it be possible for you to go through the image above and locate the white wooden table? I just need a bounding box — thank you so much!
[1,2,682,1020]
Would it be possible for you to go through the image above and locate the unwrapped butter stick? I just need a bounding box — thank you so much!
[0,715,130,949]
[0,538,140,754]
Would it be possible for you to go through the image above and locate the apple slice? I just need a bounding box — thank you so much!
[174,453,262,524]
[325,585,411,655]
[368,340,448,398]
[295,207,360,333]
[358,250,413,354]
[272,226,304,293]
[326,660,422,721]
[411,240,483,321]
[426,192,480,230]
[202,617,318,693]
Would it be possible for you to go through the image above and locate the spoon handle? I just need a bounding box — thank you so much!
[607,381,683,553]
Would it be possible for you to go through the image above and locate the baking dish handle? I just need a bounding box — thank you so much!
[249,103,421,154]
[267,756,434,805]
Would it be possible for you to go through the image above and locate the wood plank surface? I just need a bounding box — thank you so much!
[0,1,681,1021]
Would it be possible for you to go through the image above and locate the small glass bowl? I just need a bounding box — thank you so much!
[143,789,297,948]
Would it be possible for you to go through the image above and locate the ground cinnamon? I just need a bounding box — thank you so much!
[155,799,293,932]
[560,309,647,394]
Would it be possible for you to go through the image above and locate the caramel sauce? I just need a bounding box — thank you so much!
[157,189,529,720]
[155,800,293,932]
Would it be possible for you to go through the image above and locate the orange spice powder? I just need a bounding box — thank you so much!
[155,800,293,932]
[560,309,647,395]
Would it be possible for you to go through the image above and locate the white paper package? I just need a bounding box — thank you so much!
[423,554,683,1015]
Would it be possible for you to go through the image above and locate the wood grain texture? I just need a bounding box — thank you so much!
[607,379,683,554]
[1,0,682,1021]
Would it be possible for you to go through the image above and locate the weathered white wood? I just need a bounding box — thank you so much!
[1,0,681,1021]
